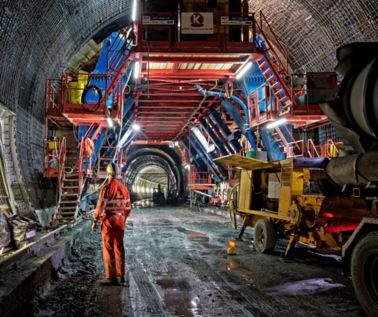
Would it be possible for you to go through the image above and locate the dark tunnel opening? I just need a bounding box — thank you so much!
[124,145,188,204]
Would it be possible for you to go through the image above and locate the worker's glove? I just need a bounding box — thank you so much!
[91,221,97,233]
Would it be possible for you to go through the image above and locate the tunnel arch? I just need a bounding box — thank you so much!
[124,145,187,203]
[0,0,133,207]
[0,0,377,207]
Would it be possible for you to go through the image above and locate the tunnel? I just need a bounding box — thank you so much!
[124,145,187,204]
[0,1,378,317]
[0,0,376,209]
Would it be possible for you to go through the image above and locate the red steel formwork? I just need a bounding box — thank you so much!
[130,7,336,142]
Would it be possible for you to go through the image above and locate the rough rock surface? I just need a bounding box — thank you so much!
[32,206,366,317]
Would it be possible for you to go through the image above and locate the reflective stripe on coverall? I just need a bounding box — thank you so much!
[94,178,131,279]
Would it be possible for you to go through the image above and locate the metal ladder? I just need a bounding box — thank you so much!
[54,136,81,224]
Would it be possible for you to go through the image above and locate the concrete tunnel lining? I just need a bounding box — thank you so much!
[0,2,378,317]
[133,165,169,200]
[0,0,377,209]
[125,146,187,202]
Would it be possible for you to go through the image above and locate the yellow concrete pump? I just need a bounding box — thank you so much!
[216,42,378,317]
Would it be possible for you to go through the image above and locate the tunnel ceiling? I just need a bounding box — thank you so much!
[136,166,169,185]
[249,0,378,72]
[0,0,377,207]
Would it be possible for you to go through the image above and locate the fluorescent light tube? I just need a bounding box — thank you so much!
[266,118,288,129]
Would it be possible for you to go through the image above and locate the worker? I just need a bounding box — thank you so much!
[91,162,131,285]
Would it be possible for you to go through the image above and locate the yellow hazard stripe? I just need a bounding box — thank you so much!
[107,199,130,203]
[105,258,123,263]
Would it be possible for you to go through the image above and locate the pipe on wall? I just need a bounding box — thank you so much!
[196,84,256,150]
[195,85,249,127]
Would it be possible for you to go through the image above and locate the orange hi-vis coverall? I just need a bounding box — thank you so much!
[93,178,131,279]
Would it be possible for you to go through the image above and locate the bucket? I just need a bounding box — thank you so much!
[78,70,88,86]
[245,150,256,158]
[256,150,268,161]
[68,82,85,104]
[47,140,58,150]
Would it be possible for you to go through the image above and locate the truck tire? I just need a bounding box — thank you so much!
[254,219,276,253]
[351,231,378,317]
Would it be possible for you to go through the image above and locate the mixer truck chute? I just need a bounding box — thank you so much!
[324,42,378,317]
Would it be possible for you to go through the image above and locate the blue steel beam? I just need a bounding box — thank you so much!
[279,124,295,144]
[183,138,205,170]
[205,116,234,154]
[221,99,245,131]
[182,139,201,170]
[188,136,217,175]
[79,32,134,168]
[221,99,257,150]
[259,129,285,161]
[210,110,241,152]
[196,84,256,149]
[84,32,131,107]
[196,85,249,126]
[190,132,227,179]
[200,119,229,156]
[188,134,223,182]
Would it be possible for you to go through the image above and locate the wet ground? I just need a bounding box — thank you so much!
[32,206,367,317]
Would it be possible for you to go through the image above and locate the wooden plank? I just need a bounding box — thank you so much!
[239,170,252,210]
[214,154,280,170]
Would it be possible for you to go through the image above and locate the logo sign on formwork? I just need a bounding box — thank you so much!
[220,16,253,25]
[181,12,214,34]
[142,16,175,25]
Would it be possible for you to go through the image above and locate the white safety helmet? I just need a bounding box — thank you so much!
[106,162,118,176]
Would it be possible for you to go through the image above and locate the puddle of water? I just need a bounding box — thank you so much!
[227,257,238,271]
[132,199,155,208]
[189,231,209,242]
[177,228,210,244]
[264,277,345,296]
[155,276,203,317]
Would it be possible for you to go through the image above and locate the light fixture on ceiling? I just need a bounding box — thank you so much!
[107,117,114,128]
[266,118,288,129]
[132,123,141,131]
[134,61,140,79]
[235,61,253,80]
[131,0,137,22]
[184,164,190,170]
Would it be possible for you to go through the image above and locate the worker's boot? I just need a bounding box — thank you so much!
[117,276,126,285]
[98,278,119,286]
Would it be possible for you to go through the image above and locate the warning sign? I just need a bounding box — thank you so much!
[221,16,253,26]
[181,12,213,34]
[142,16,175,25]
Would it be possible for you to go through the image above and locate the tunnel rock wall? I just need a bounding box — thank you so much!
[0,0,131,207]
[250,0,378,72]
[0,0,377,207]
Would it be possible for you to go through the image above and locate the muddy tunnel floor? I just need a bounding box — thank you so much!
[31,207,366,317]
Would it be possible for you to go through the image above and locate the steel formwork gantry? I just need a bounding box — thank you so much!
[132,52,260,140]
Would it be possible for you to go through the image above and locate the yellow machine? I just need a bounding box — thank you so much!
[215,154,369,257]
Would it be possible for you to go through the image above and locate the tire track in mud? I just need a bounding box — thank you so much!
[126,218,259,317]
[127,208,366,317]
[32,208,367,317]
